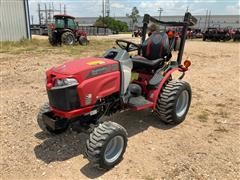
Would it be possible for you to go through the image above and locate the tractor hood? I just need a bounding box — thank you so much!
[49,57,119,80]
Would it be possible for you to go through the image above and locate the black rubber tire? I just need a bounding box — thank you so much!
[48,37,58,46]
[37,103,51,132]
[79,36,88,46]
[37,103,67,134]
[85,121,128,170]
[61,31,75,45]
[154,80,192,125]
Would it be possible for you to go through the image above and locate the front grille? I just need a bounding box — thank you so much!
[47,85,80,111]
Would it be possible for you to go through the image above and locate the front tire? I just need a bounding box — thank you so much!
[48,37,58,46]
[85,121,128,170]
[37,103,67,134]
[154,80,192,124]
[79,36,88,46]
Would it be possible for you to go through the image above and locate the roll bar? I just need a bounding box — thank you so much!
[141,12,197,65]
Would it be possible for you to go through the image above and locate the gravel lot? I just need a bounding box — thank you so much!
[0,36,240,179]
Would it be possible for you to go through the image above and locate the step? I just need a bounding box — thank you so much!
[128,96,153,110]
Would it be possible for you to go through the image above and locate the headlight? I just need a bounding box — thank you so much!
[54,78,78,87]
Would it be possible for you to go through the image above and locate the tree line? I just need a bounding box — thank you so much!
[94,7,140,33]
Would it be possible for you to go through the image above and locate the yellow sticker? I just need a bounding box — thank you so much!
[87,60,106,66]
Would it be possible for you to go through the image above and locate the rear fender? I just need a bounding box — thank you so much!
[61,29,74,35]
[147,67,187,109]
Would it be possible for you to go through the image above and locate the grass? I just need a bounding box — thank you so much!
[197,111,209,122]
[119,32,132,34]
[0,38,115,56]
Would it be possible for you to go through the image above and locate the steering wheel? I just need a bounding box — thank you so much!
[116,39,140,52]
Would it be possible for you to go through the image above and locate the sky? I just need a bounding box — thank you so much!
[29,0,240,23]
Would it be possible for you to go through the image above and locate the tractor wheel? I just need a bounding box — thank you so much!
[37,103,68,134]
[84,121,128,170]
[154,80,192,124]
[61,32,75,45]
[48,37,58,46]
[79,36,88,46]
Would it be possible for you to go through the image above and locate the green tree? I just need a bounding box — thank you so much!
[95,17,128,33]
[126,7,140,29]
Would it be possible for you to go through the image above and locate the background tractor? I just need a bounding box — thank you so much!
[203,27,231,41]
[48,14,88,46]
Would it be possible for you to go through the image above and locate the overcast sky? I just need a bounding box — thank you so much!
[29,0,240,23]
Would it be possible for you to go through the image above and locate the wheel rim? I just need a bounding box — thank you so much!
[80,38,87,45]
[104,135,124,163]
[176,90,189,117]
[65,35,74,44]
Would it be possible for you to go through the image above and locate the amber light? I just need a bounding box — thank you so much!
[184,60,191,68]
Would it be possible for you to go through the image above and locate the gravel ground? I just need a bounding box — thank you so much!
[0,36,240,179]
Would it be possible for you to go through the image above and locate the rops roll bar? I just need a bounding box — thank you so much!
[141,12,197,65]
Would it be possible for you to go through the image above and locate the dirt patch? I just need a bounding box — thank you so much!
[0,38,240,179]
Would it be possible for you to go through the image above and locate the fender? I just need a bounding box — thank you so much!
[61,29,74,35]
[148,67,188,109]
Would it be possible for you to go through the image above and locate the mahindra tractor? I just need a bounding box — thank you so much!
[48,14,88,46]
[38,12,197,169]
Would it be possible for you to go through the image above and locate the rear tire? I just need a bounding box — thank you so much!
[84,121,128,170]
[61,32,75,45]
[154,80,192,124]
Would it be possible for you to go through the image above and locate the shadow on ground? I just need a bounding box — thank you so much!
[34,110,177,178]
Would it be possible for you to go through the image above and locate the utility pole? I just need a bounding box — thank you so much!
[208,10,211,28]
[105,0,110,17]
[64,4,66,14]
[45,3,47,25]
[204,9,208,31]
[158,8,163,21]
[31,15,34,25]
[198,17,201,29]
[102,0,105,26]
[38,3,41,25]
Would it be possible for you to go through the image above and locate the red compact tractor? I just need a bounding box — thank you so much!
[38,13,197,169]
[48,14,88,46]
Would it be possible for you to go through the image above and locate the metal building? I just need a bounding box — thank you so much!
[77,15,240,31]
[0,0,31,41]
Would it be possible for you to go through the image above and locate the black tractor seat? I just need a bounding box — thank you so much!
[131,55,165,73]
